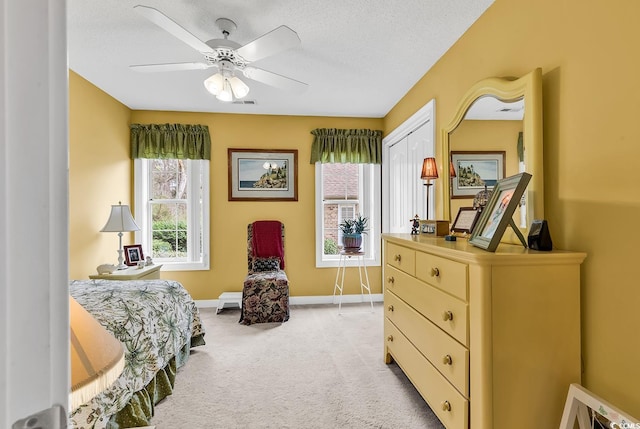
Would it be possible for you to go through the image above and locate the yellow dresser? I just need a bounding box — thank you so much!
[382,234,586,429]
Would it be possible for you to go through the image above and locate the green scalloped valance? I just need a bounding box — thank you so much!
[310,128,382,164]
[130,123,211,160]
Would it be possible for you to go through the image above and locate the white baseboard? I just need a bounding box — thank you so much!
[195,294,383,309]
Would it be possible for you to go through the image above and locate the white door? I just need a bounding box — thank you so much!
[1,1,69,427]
[382,100,435,233]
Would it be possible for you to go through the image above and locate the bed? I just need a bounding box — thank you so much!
[69,278,205,429]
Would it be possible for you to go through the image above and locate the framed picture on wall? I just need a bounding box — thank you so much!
[469,172,531,252]
[124,244,144,266]
[228,149,298,201]
[451,151,506,198]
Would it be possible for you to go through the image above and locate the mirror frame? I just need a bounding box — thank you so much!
[441,68,543,244]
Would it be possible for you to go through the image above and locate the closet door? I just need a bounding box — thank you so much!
[388,138,409,232]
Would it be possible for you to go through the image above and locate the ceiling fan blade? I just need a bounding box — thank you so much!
[129,62,211,73]
[243,66,308,93]
[236,26,301,63]
[134,5,211,54]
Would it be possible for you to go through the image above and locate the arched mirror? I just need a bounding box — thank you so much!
[441,68,543,244]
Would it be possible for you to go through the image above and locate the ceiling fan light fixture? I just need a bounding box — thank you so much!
[204,73,224,95]
[216,78,234,102]
[229,76,250,99]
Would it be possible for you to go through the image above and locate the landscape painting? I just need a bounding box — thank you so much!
[451,151,505,198]
[228,149,298,201]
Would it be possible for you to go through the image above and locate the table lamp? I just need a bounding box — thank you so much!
[421,157,439,220]
[70,296,124,409]
[100,202,140,270]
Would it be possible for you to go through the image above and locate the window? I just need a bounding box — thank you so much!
[315,163,381,267]
[134,158,209,270]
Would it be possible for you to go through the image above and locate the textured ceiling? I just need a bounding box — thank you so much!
[68,0,494,117]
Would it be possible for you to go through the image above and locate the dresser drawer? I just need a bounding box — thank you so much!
[386,242,415,276]
[415,252,468,301]
[386,265,468,346]
[384,321,469,429]
[385,291,469,396]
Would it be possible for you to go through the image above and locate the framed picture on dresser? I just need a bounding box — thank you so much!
[469,172,531,252]
[124,244,144,266]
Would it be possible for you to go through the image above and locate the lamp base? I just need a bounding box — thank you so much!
[116,263,129,270]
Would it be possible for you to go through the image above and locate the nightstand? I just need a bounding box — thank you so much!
[89,264,162,280]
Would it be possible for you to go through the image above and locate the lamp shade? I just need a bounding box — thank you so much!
[70,296,125,409]
[421,157,439,180]
[100,203,140,232]
[450,161,457,178]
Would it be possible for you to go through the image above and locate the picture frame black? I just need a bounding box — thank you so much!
[451,207,481,234]
[469,172,532,252]
[124,244,144,266]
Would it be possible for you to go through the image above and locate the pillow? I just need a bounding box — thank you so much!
[252,257,281,273]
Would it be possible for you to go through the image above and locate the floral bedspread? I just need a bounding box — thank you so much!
[69,279,205,429]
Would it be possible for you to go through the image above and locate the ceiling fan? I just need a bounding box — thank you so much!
[130,5,308,101]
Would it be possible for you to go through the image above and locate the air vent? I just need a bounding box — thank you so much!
[232,100,256,105]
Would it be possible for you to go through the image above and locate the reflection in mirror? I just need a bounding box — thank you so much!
[441,68,543,245]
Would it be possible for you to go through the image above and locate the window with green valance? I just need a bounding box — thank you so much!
[310,128,382,164]
[130,123,211,160]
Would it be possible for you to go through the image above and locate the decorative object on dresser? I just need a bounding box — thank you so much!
[382,233,586,429]
[527,219,553,251]
[100,201,141,270]
[419,219,449,237]
[468,172,531,252]
[450,207,481,235]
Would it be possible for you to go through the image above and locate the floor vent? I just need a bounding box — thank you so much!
[232,100,256,105]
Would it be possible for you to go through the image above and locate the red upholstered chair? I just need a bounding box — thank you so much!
[239,221,290,325]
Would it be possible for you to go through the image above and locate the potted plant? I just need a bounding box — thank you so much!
[339,214,369,251]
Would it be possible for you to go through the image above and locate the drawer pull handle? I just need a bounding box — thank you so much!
[442,355,453,365]
[394,254,402,262]
[387,276,395,284]
[442,310,454,321]
[388,305,394,312]
[441,401,451,412]
[431,267,440,277]
[387,335,393,342]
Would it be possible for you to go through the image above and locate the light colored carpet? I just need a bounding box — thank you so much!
[152,303,445,429]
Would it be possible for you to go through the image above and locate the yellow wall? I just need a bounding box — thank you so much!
[69,78,383,300]
[69,71,133,279]
[385,0,640,417]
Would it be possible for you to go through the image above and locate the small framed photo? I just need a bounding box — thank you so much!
[419,220,449,237]
[469,172,532,252]
[124,244,144,266]
[451,207,481,234]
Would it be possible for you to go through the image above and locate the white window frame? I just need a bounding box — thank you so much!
[315,163,381,268]
[134,158,210,271]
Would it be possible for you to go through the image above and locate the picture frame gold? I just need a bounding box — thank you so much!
[469,173,532,252]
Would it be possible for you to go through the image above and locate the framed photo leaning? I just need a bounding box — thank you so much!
[228,149,298,201]
[123,244,144,266]
[451,151,506,198]
[469,172,532,252]
[451,207,481,234]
